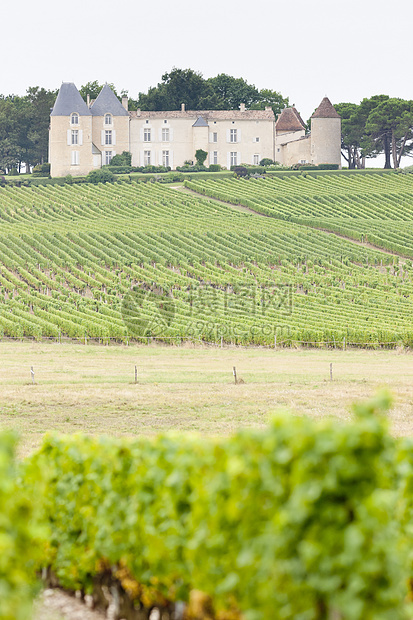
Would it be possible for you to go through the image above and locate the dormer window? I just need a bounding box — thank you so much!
[71,113,79,125]
[105,114,112,125]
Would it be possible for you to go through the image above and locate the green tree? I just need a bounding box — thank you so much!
[365,98,413,168]
[335,96,392,169]
[26,87,57,166]
[108,151,132,167]
[195,149,207,166]
[135,69,287,112]
[79,81,123,102]
[136,68,220,111]
[335,102,365,168]
[250,88,288,117]
[0,87,56,172]
[207,73,259,109]
[356,95,391,167]
[0,97,22,172]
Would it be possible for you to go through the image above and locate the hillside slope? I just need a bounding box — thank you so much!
[0,179,412,346]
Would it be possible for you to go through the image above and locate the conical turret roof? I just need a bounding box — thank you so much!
[51,82,91,116]
[192,116,209,127]
[275,107,306,132]
[312,97,340,118]
[90,84,129,116]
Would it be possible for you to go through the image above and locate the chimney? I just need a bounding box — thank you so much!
[136,108,141,117]
[181,103,185,112]
[265,106,272,112]
[87,94,90,107]
[122,96,128,111]
[240,103,245,112]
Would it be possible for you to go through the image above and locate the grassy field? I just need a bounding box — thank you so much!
[1,341,413,456]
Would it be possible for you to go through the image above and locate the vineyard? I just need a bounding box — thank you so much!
[184,172,413,256]
[0,174,412,346]
[4,392,413,619]
[3,174,413,619]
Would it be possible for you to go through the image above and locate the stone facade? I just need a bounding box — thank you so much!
[49,84,341,177]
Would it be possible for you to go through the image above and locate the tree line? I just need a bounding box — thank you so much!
[0,87,56,173]
[0,69,412,172]
[336,97,413,169]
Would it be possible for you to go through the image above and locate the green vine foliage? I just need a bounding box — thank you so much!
[1,177,413,346]
[25,392,412,619]
[0,433,45,620]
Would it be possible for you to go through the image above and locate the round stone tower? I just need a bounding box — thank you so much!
[310,97,341,167]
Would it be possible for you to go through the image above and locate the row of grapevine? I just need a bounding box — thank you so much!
[0,433,44,620]
[0,180,412,345]
[184,173,413,256]
[21,393,413,619]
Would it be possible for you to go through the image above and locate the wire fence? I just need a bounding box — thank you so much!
[0,334,403,350]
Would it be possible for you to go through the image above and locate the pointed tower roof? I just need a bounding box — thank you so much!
[312,97,340,118]
[192,116,209,127]
[275,107,306,132]
[51,82,91,116]
[90,84,129,116]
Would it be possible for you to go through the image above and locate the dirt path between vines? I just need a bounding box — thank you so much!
[172,185,408,261]
[34,589,107,620]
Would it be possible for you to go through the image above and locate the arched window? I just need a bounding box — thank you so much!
[71,113,79,125]
[105,114,112,125]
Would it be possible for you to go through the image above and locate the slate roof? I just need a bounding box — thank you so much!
[51,82,91,116]
[312,97,340,118]
[192,116,209,127]
[90,84,129,117]
[275,107,306,132]
[130,109,274,121]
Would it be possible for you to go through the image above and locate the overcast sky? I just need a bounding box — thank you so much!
[2,0,413,165]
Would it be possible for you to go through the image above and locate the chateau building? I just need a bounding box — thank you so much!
[49,83,341,177]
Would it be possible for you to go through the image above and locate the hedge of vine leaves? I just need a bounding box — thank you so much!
[0,434,44,620]
[6,393,413,619]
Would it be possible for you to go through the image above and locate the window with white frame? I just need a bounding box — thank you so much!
[230,152,238,166]
[105,114,112,125]
[211,151,218,165]
[144,128,151,142]
[213,132,218,142]
[105,130,112,145]
[105,151,113,165]
[230,129,237,143]
[253,154,260,165]
[161,128,170,141]
[71,113,79,125]
[162,151,170,167]
[71,130,79,145]
[144,150,151,165]
[71,151,79,165]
